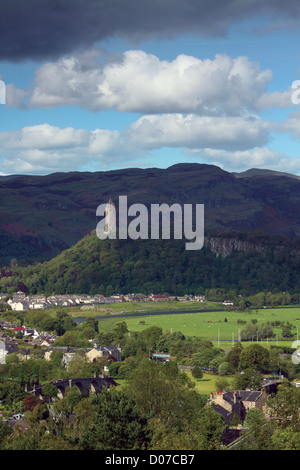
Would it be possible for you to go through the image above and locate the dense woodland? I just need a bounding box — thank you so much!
[1,231,300,297]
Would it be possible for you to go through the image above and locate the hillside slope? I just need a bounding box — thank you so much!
[3,231,300,296]
[1,163,300,265]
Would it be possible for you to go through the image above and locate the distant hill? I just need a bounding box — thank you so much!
[232,168,300,180]
[1,163,300,265]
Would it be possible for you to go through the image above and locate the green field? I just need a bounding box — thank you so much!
[184,371,235,394]
[89,304,300,348]
[71,300,225,316]
[115,372,235,395]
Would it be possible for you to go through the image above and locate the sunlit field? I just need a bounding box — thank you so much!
[184,371,235,394]
[114,372,235,395]
[92,305,300,348]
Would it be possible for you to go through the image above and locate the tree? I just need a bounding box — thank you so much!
[0,379,27,405]
[268,348,281,373]
[85,317,99,334]
[156,331,185,353]
[66,353,94,378]
[80,325,96,340]
[240,408,273,450]
[3,424,42,450]
[73,398,93,434]
[41,383,58,402]
[23,395,43,412]
[24,402,49,425]
[38,434,77,450]
[233,368,262,390]
[17,281,28,295]
[266,383,300,429]
[108,360,121,377]
[240,321,274,341]
[258,322,274,340]
[196,405,225,450]
[126,359,202,431]
[281,322,293,339]
[149,425,200,450]
[0,418,12,449]
[117,362,134,379]
[79,389,151,450]
[54,330,80,347]
[191,366,203,381]
[113,321,129,341]
[49,350,64,368]
[240,323,258,341]
[50,396,72,438]
[53,312,76,336]
[271,428,300,450]
[191,340,219,368]
[139,326,163,350]
[218,362,231,376]
[248,292,265,308]
[227,342,243,370]
[66,386,83,412]
[238,344,270,372]
[214,377,230,392]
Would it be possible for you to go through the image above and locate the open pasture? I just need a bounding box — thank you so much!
[96,306,300,347]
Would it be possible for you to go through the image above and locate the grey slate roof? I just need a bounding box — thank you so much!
[213,404,232,422]
[222,390,262,405]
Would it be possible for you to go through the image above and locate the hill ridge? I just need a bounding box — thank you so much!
[1,163,300,266]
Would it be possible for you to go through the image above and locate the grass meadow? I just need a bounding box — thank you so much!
[89,305,300,348]
[79,302,300,394]
[114,372,235,396]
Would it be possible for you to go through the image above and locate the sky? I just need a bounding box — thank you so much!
[1,0,300,176]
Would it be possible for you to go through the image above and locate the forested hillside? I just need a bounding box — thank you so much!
[2,231,300,296]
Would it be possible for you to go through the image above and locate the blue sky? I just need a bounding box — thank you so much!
[1,1,300,175]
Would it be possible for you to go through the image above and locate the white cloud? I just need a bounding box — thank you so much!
[0,112,273,174]
[0,124,125,174]
[186,147,300,173]
[255,90,294,109]
[5,83,29,108]
[23,49,289,116]
[29,51,103,109]
[280,111,300,139]
[128,113,270,151]
[0,124,89,149]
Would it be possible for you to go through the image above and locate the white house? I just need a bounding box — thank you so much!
[222,300,234,306]
[10,301,29,311]
[23,328,39,339]
[29,302,46,310]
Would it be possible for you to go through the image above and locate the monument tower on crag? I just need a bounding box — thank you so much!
[104,198,116,234]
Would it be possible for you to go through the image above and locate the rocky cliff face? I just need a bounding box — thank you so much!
[205,237,265,258]
[205,236,300,259]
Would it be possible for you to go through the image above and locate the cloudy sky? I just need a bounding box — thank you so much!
[1,0,300,175]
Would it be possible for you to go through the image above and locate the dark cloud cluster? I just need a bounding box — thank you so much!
[1,0,300,61]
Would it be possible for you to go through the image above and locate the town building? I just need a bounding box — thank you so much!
[209,389,267,424]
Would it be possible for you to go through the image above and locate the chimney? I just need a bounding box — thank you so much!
[233,391,237,404]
